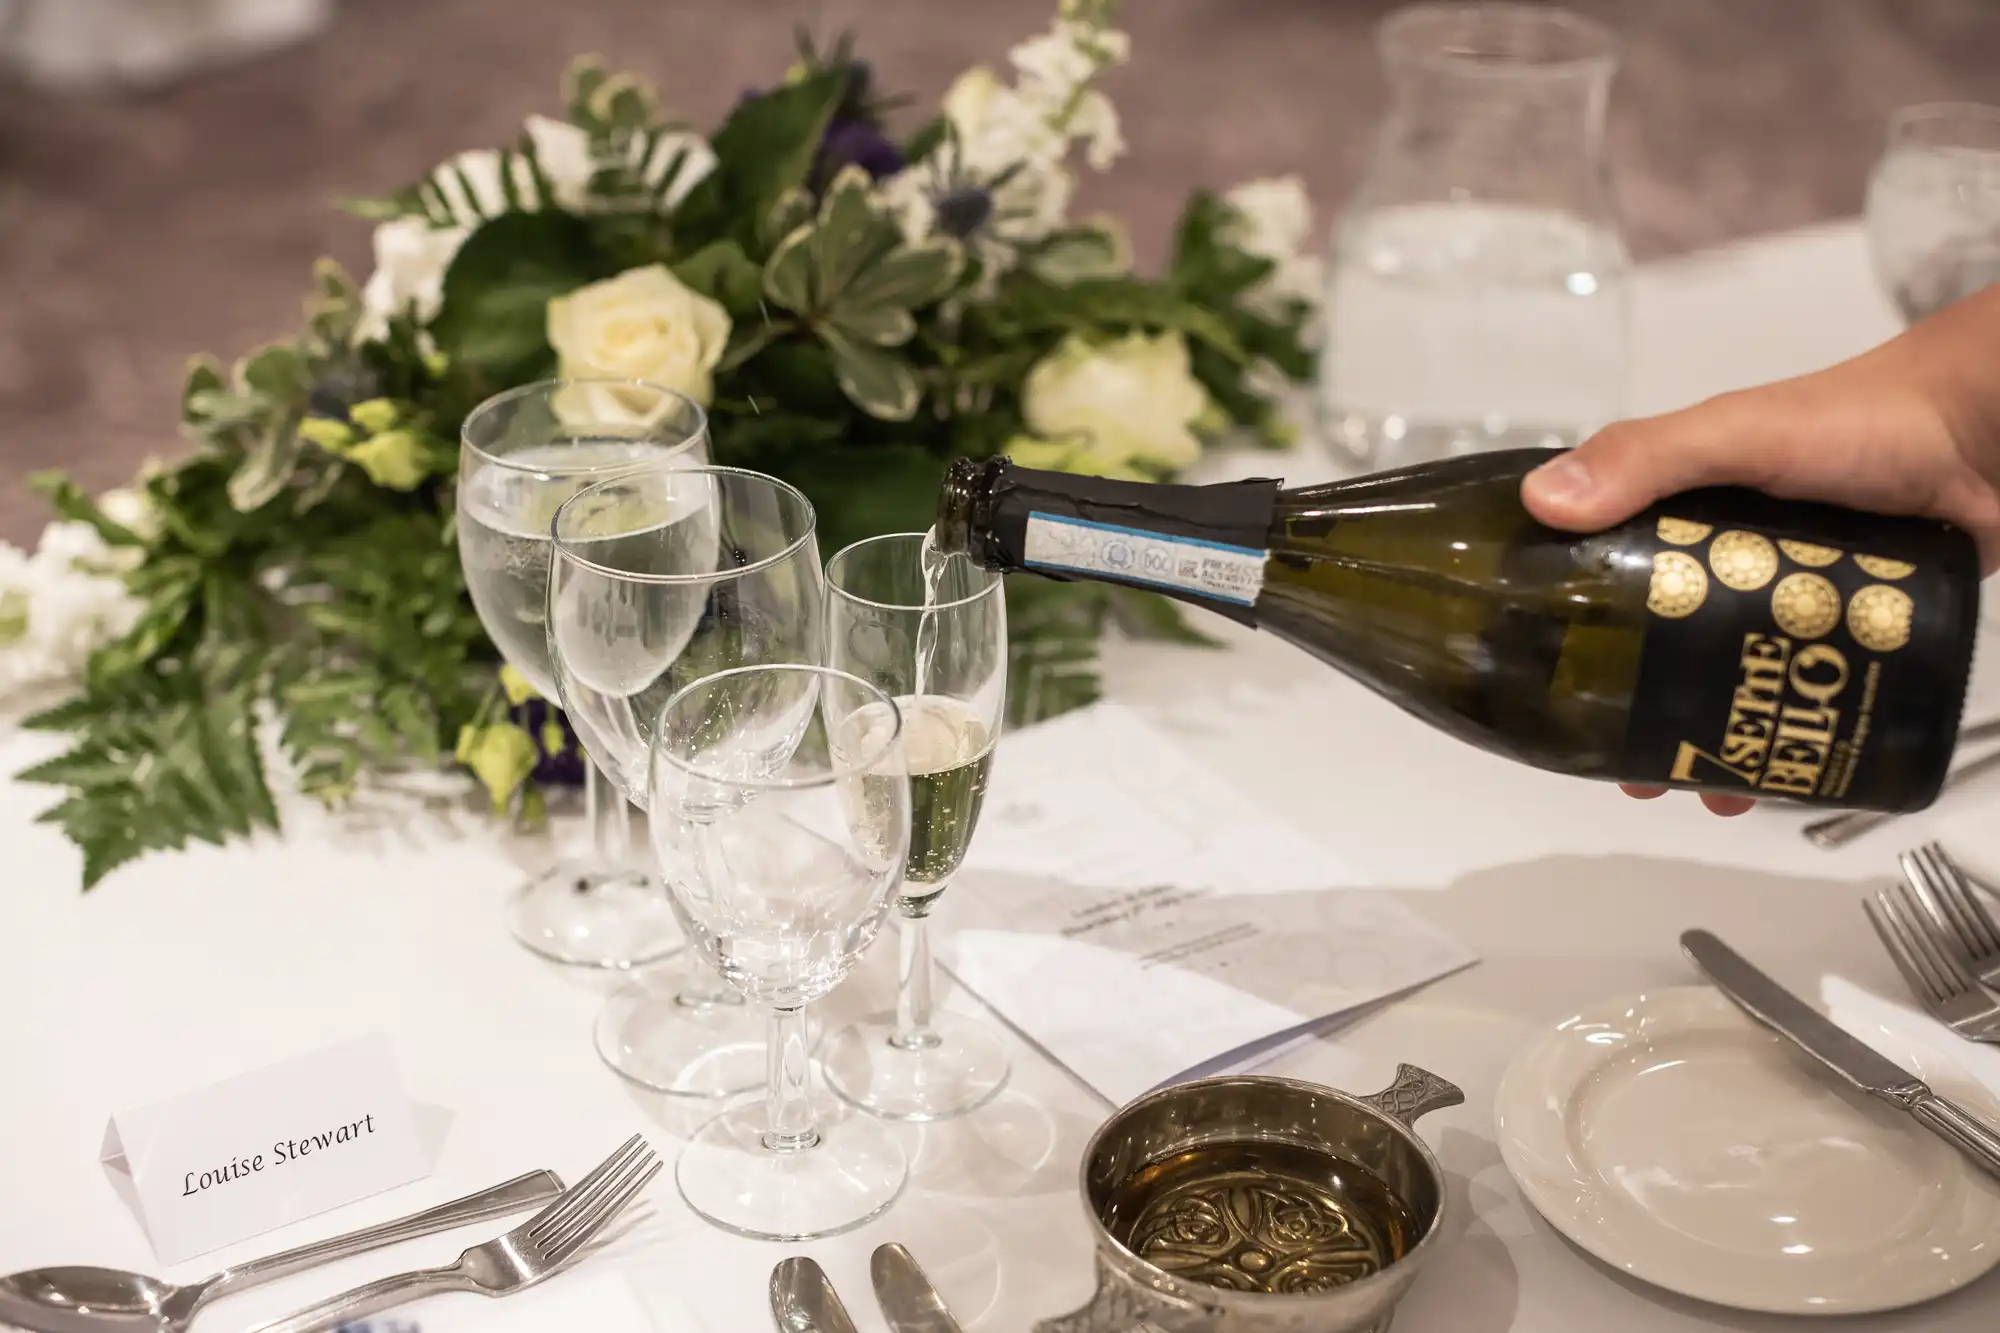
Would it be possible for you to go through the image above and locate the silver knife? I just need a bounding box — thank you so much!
[871,1244,965,1333]
[770,1258,860,1333]
[1681,929,2000,1180]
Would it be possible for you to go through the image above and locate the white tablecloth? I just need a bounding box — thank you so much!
[5,220,1999,1333]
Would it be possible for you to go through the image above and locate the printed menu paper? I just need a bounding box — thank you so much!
[100,1033,428,1263]
[945,705,1477,1105]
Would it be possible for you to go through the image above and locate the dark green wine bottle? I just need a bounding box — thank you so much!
[934,449,1984,812]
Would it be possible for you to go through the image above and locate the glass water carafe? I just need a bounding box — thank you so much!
[1319,3,1632,472]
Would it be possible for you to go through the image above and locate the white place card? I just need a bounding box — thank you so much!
[100,1033,428,1263]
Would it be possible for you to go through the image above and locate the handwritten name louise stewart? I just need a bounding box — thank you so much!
[181,1114,378,1197]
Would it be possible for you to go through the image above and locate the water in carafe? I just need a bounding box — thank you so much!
[1318,4,1632,473]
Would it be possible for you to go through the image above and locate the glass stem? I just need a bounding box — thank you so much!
[762,1006,819,1153]
[891,898,944,1051]
[584,759,630,877]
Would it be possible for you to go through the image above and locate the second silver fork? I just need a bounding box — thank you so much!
[248,1135,660,1333]
[1866,872,2000,1042]
[1901,843,2000,988]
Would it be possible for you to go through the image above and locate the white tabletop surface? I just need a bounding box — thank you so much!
[5,218,2000,1333]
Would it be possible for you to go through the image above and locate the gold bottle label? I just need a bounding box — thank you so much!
[1624,515,1958,807]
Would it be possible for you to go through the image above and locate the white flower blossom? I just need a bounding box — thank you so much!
[1221,176,1325,314]
[0,521,144,701]
[355,216,471,345]
[884,9,1129,282]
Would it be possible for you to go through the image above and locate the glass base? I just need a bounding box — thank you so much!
[822,1010,1012,1122]
[595,979,766,1098]
[676,1097,908,1241]
[506,862,680,969]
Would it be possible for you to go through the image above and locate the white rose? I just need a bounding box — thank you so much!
[355,217,470,344]
[547,264,732,408]
[1023,331,1209,476]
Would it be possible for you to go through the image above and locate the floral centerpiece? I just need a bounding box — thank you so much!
[5,0,1320,888]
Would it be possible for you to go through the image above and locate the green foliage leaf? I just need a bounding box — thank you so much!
[241,344,307,404]
[673,240,765,316]
[227,421,303,512]
[985,275,1248,363]
[29,472,145,547]
[822,328,920,421]
[762,440,943,555]
[758,187,816,253]
[20,677,276,889]
[902,115,950,165]
[430,212,604,380]
[673,72,847,251]
[827,305,916,348]
[841,241,963,311]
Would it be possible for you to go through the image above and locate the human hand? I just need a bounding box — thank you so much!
[1522,286,2000,814]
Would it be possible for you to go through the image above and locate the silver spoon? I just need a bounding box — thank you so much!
[0,1170,560,1333]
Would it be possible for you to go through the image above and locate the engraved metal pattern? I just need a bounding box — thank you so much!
[1126,1174,1395,1295]
[1033,1260,1210,1333]
[1357,1064,1465,1126]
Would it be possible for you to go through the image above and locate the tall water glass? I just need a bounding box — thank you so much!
[458,379,708,967]
[1866,103,2000,324]
[1319,3,1631,472]
[651,665,911,1240]
[819,535,1009,1121]
[550,466,825,1096]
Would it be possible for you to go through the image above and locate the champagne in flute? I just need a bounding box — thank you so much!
[820,532,1011,1122]
[838,695,996,905]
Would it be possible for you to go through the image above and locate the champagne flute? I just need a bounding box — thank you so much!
[1866,102,2000,324]
[457,378,708,967]
[549,465,825,1096]
[819,533,1010,1120]
[651,664,911,1240]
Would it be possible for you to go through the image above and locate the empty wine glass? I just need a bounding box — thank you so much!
[458,379,708,968]
[651,664,911,1240]
[819,534,1010,1121]
[549,465,825,1097]
[1866,102,2000,324]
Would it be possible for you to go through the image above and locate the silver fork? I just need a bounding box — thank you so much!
[1901,842,2000,988]
[247,1135,660,1333]
[1865,880,2000,1042]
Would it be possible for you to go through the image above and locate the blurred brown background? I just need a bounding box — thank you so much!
[2,0,1997,543]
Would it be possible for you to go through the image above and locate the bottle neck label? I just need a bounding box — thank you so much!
[1022,512,1268,607]
[1617,514,1975,811]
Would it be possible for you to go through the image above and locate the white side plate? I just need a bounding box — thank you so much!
[1496,985,2000,1315]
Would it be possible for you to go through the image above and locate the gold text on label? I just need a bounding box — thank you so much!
[1670,633,1851,797]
